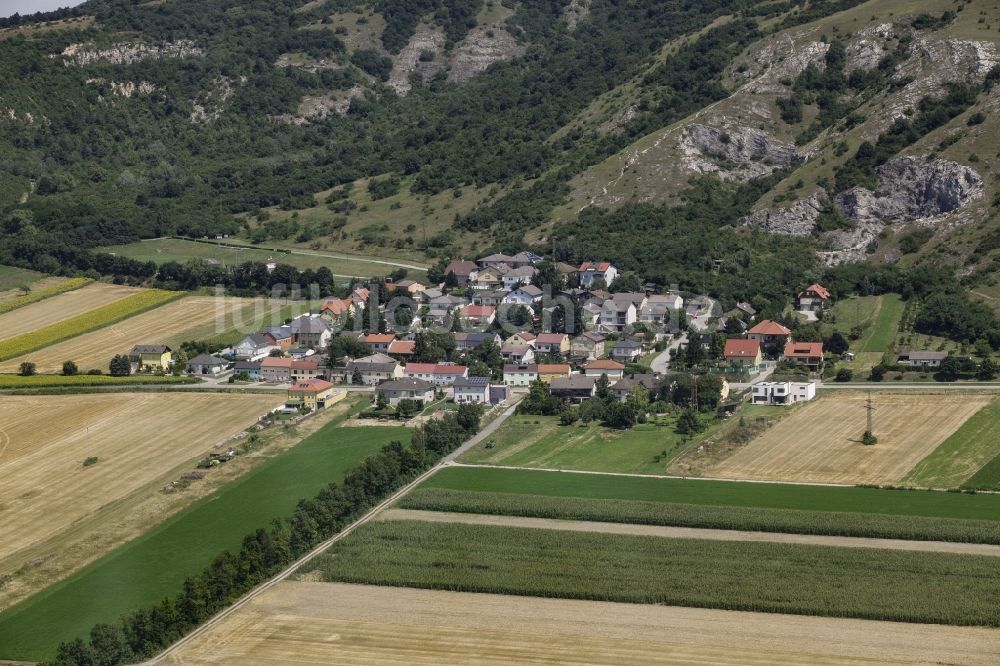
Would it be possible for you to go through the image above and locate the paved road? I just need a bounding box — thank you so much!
[649,332,686,375]
[145,400,520,665]
[382,509,1000,557]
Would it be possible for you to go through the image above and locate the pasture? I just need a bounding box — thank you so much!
[0,282,141,341]
[163,581,1000,666]
[0,295,256,373]
[0,414,408,662]
[309,519,1000,626]
[0,392,280,569]
[904,398,1000,488]
[709,392,991,485]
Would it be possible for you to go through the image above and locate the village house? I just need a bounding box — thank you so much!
[472,265,508,290]
[471,288,509,307]
[600,299,636,333]
[611,374,657,402]
[537,363,572,383]
[503,363,538,387]
[611,292,648,311]
[260,356,294,383]
[501,343,536,364]
[320,298,356,321]
[444,259,479,284]
[286,379,340,410]
[584,359,625,380]
[404,363,470,386]
[723,339,763,374]
[186,353,227,376]
[338,353,402,385]
[736,302,757,320]
[233,359,262,380]
[288,347,314,359]
[386,278,426,296]
[637,301,672,327]
[783,341,825,373]
[461,304,496,328]
[452,376,494,404]
[129,344,172,371]
[578,261,618,288]
[477,253,516,269]
[512,251,542,267]
[264,326,295,349]
[571,331,606,359]
[387,339,416,360]
[897,350,949,367]
[455,331,502,351]
[290,316,332,349]
[363,333,396,353]
[534,333,570,357]
[751,381,816,406]
[377,377,436,406]
[502,266,538,289]
[291,355,324,381]
[796,283,831,312]
[233,333,276,361]
[747,320,792,351]
[651,292,684,311]
[505,331,537,347]
[503,285,543,305]
[611,339,643,363]
[550,375,597,403]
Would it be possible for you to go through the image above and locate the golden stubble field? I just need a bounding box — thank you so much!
[164,581,1000,665]
[0,392,280,568]
[0,296,272,373]
[0,282,144,341]
[709,393,992,485]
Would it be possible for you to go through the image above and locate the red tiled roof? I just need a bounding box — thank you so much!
[536,333,568,344]
[579,261,612,272]
[364,333,396,344]
[321,298,351,315]
[462,305,496,317]
[509,331,536,341]
[800,283,831,300]
[724,339,761,358]
[537,364,571,374]
[261,357,293,368]
[586,359,625,370]
[748,320,792,336]
[290,378,334,393]
[388,340,415,355]
[405,363,470,375]
[783,341,824,358]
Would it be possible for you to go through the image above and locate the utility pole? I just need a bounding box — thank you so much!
[862,390,877,445]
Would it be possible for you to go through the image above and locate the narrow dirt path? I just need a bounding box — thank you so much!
[381,509,1000,557]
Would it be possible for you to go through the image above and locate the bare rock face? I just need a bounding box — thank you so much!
[388,25,446,95]
[742,191,826,236]
[447,7,523,83]
[845,23,895,72]
[680,124,806,181]
[59,40,203,66]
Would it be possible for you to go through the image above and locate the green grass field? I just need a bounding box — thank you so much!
[0,265,45,292]
[400,488,1000,544]
[458,410,780,474]
[964,452,1000,490]
[904,399,1000,488]
[860,294,904,352]
[424,467,1000,521]
[307,520,1000,627]
[0,412,410,662]
[99,238,423,279]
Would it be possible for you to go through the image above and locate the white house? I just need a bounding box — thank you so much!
[234,333,277,361]
[186,354,227,376]
[502,285,543,305]
[452,376,492,404]
[750,381,816,406]
[404,363,469,386]
[610,339,643,363]
[377,378,436,406]
[578,261,617,287]
[600,300,636,333]
[502,266,538,289]
[503,363,538,387]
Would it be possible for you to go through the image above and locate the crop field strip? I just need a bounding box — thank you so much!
[903,397,1000,488]
[0,294,239,373]
[0,412,408,663]
[399,488,1000,545]
[164,581,1000,666]
[308,520,1000,627]
[0,288,181,365]
[382,508,1000,556]
[0,277,92,316]
[709,393,992,485]
[0,282,142,342]
[0,374,200,389]
[0,392,281,569]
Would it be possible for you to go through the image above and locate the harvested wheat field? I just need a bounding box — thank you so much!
[0,282,143,340]
[164,581,1000,665]
[0,392,279,566]
[0,296,259,373]
[0,275,74,304]
[710,393,992,485]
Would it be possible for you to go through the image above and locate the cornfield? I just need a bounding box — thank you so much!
[0,289,182,361]
[310,520,1000,627]
[399,488,1000,545]
[0,278,92,315]
[0,374,198,388]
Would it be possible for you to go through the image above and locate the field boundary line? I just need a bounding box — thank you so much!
[169,237,429,271]
[144,402,519,665]
[380,508,1000,557]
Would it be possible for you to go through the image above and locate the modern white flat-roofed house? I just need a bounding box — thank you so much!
[750,381,816,406]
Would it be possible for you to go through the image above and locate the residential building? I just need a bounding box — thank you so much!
[550,375,597,403]
[502,266,538,289]
[377,378,436,406]
[455,332,502,351]
[452,376,492,404]
[404,363,470,386]
[723,339,763,373]
[600,300,636,333]
[129,344,172,371]
[747,320,792,349]
[291,316,332,349]
[501,343,535,364]
[649,292,684,311]
[511,251,542,267]
[897,350,949,367]
[233,360,261,380]
[611,339,643,363]
[264,326,294,349]
[503,363,538,386]
[186,353,227,376]
[796,283,831,312]
[584,359,625,380]
[444,259,479,284]
[477,253,516,269]
[783,341,825,373]
[490,383,511,404]
[387,339,416,360]
[612,374,657,402]
[387,279,426,295]
[505,331,536,347]
[472,265,508,290]
[233,334,276,361]
[291,355,324,381]
[503,285,543,305]
[288,347,314,359]
[338,353,402,385]
[638,301,672,327]
[578,261,618,287]
[535,333,570,357]
[320,298,356,321]
[260,356,294,383]
[571,331,606,359]
[537,363,572,383]
[751,381,816,406]
[461,304,496,327]
[363,333,396,353]
[286,379,340,410]
[736,302,757,319]
[611,292,648,310]
[471,288,509,307]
